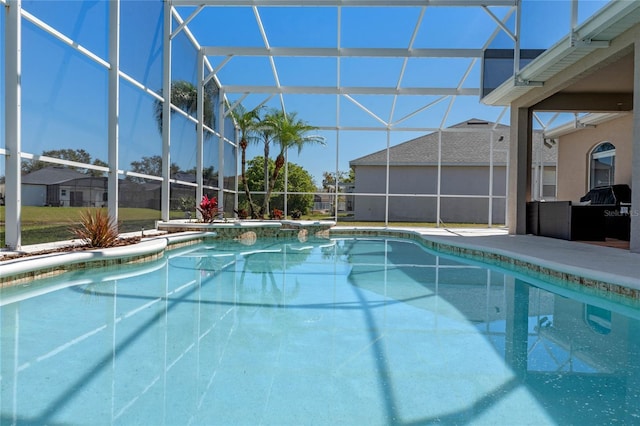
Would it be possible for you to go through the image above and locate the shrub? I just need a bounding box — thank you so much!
[70,209,120,248]
[197,195,218,223]
[234,208,249,219]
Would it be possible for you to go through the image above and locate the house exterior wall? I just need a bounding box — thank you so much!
[354,165,508,223]
[557,115,633,202]
[22,184,47,206]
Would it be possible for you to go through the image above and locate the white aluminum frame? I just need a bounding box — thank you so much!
[13,0,618,248]
[4,0,22,250]
[169,0,520,227]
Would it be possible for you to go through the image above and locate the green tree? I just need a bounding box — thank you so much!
[322,169,354,190]
[21,149,106,175]
[262,111,324,215]
[246,156,315,215]
[184,165,217,186]
[256,108,278,198]
[229,104,261,218]
[129,155,180,182]
[89,158,109,177]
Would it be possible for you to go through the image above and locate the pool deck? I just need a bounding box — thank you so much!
[2,225,640,298]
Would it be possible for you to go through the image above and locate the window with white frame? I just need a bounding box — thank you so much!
[589,142,615,189]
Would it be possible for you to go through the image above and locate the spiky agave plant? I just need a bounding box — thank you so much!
[70,209,120,248]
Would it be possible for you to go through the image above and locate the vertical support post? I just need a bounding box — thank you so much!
[4,0,22,250]
[532,138,540,200]
[630,39,640,253]
[539,149,545,200]
[384,128,390,226]
[217,89,225,218]
[507,107,532,234]
[284,153,289,217]
[436,130,442,227]
[334,93,341,221]
[334,128,340,220]
[107,0,120,226]
[513,0,522,78]
[234,126,239,214]
[196,49,204,213]
[488,131,494,227]
[505,141,510,225]
[570,0,578,33]
[161,0,172,222]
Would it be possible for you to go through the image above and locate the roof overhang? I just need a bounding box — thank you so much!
[543,112,630,139]
[481,0,640,107]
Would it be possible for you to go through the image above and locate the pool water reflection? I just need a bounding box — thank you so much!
[1,237,639,425]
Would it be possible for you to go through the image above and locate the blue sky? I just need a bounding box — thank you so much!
[181,0,611,184]
[1,0,613,186]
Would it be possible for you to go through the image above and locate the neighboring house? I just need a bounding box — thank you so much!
[118,179,162,210]
[315,182,355,213]
[21,167,107,207]
[544,113,632,203]
[20,166,193,210]
[349,119,555,224]
[313,193,332,213]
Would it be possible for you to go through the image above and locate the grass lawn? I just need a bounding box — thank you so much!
[334,220,504,228]
[0,206,184,246]
[0,206,504,247]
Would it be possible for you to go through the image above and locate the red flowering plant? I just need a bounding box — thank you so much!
[197,195,218,223]
[271,208,284,220]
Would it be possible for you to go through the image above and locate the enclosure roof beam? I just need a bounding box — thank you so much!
[172,0,516,7]
[221,85,478,96]
[203,47,483,58]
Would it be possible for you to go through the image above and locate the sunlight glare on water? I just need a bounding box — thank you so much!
[1,237,639,425]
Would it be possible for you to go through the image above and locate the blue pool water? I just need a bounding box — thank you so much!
[1,236,640,425]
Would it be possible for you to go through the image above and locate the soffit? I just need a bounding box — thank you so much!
[482,0,640,108]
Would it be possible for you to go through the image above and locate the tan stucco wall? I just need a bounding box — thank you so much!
[556,114,633,202]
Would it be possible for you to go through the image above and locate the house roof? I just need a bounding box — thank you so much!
[350,119,553,167]
[22,167,89,185]
[349,119,557,167]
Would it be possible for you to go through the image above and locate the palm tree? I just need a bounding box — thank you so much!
[229,104,261,218]
[153,80,216,135]
[256,109,278,208]
[263,111,325,216]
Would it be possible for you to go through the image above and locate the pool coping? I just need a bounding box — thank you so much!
[2,226,640,304]
[329,227,640,303]
[0,232,213,287]
[0,220,336,287]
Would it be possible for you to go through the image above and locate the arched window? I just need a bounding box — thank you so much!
[589,142,615,188]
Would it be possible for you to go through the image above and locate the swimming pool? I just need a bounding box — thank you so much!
[1,236,639,425]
